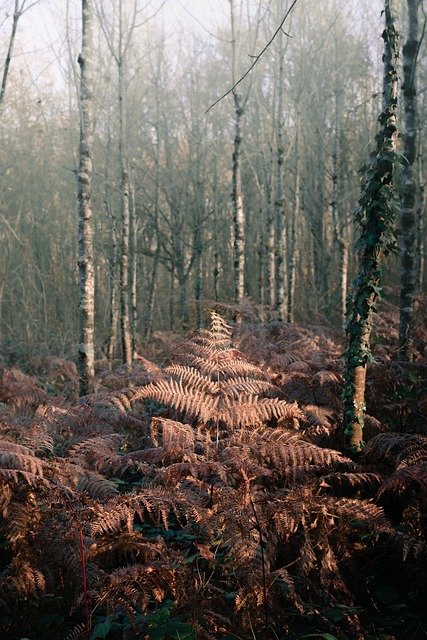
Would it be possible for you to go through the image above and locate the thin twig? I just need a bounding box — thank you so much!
[206,0,299,113]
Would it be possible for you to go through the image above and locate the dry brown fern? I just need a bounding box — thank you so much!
[132,312,303,434]
[361,432,427,542]
[1,309,425,639]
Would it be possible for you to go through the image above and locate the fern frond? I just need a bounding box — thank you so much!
[196,356,268,379]
[320,471,385,497]
[6,560,46,598]
[219,396,303,429]
[364,433,427,467]
[78,472,120,500]
[90,489,172,536]
[150,417,197,450]
[0,439,33,456]
[164,365,219,393]
[313,369,343,387]
[396,445,427,469]
[221,376,276,398]
[87,530,165,569]
[377,462,427,500]
[208,311,233,343]
[101,561,179,611]
[69,434,125,470]
[383,528,426,561]
[136,379,219,424]
[333,498,389,532]
[302,405,336,430]
[22,432,55,455]
[0,450,45,477]
[5,498,36,542]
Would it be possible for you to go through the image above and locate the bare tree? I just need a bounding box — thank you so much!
[0,0,40,107]
[274,24,287,321]
[229,0,245,315]
[287,109,300,324]
[77,0,95,395]
[96,0,140,367]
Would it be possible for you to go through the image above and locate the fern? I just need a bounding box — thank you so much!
[133,312,303,434]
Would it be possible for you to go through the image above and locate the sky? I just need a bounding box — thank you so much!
[9,0,233,87]
[2,0,385,105]
[15,0,385,59]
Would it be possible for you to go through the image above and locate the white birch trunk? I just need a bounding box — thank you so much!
[275,28,287,321]
[118,55,132,367]
[288,117,300,324]
[232,91,245,312]
[77,0,95,395]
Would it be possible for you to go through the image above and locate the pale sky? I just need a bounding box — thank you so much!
[2,0,384,103]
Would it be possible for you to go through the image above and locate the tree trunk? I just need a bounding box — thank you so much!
[415,149,424,291]
[77,0,95,396]
[144,242,160,340]
[194,225,203,328]
[213,158,221,303]
[232,90,245,312]
[264,155,275,309]
[168,267,174,331]
[288,116,300,324]
[118,56,132,367]
[331,140,349,329]
[130,178,138,360]
[275,28,287,321]
[229,0,245,317]
[104,127,119,368]
[399,0,421,361]
[105,194,119,368]
[339,239,349,328]
[0,0,20,107]
[193,139,204,328]
[343,0,399,452]
[145,74,162,340]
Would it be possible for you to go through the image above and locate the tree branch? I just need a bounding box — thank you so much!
[206,0,299,113]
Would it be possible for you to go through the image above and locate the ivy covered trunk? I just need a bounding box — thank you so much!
[77,0,95,395]
[399,0,421,361]
[343,0,399,452]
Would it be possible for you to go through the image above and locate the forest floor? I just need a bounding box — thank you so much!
[0,293,426,640]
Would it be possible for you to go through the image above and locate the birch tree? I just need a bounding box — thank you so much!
[96,0,140,367]
[229,0,245,314]
[274,24,287,321]
[77,0,95,395]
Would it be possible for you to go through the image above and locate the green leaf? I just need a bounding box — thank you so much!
[147,626,167,640]
[148,608,171,625]
[90,616,116,639]
[167,621,194,639]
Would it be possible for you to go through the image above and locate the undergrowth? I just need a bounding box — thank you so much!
[0,306,425,640]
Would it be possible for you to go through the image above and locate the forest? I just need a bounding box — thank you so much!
[0,0,426,638]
